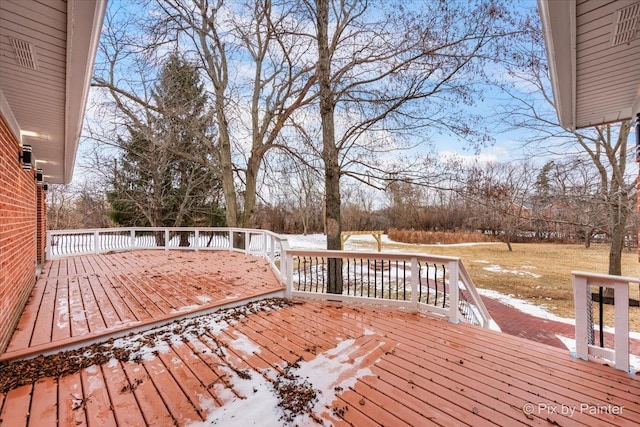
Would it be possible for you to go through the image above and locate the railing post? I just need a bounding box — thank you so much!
[165,229,170,250]
[613,281,630,371]
[573,274,590,362]
[410,257,418,310]
[228,230,234,250]
[284,251,293,299]
[244,231,250,255]
[448,261,460,324]
[46,230,52,259]
[194,229,199,251]
[94,230,100,254]
[130,229,135,249]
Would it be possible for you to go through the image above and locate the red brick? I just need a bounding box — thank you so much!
[0,113,37,354]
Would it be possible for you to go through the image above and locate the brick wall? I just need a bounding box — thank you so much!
[0,114,37,354]
[37,184,46,265]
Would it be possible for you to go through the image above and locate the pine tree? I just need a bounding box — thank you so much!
[108,54,223,236]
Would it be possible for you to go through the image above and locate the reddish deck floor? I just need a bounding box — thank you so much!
[1,299,638,426]
[1,251,284,361]
[0,251,638,426]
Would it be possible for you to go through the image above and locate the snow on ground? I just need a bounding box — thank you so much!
[482,264,542,278]
[556,335,640,373]
[285,233,500,251]
[285,234,329,249]
[479,288,640,340]
[478,288,573,324]
[228,332,262,356]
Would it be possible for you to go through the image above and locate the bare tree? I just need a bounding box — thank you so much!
[461,161,534,251]
[498,17,635,275]
[532,159,610,247]
[303,0,518,253]
[47,182,112,230]
[114,0,319,228]
[47,185,82,230]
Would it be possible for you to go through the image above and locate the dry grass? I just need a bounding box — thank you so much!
[347,238,640,333]
[388,229,495,244]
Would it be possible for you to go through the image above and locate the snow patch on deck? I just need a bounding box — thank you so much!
[192,334,389,426]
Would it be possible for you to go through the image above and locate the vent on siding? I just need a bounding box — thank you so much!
[611,3,640,46]
[9,37,38,70]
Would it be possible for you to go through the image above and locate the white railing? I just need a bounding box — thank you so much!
[47,227,289,278]
[46,227,490,328]
[572,271,638,372]
[283,249,491,327]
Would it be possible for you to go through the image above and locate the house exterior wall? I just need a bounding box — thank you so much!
[37,185,46,265]
[0,113,37,353]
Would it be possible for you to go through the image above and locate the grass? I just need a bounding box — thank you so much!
[346,238,640,333]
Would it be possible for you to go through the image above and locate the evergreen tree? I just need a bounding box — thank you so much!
[108,54,223,235]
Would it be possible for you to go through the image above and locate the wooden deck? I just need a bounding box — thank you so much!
[1,251,284,361]
[0,252,638,426]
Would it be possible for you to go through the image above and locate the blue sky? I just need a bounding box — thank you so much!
[76,0,635,186]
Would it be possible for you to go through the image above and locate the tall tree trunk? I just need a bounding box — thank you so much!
[244,154,261,228]
[316,0,342,293]
[216,94,237,228]
[608,209,628,276]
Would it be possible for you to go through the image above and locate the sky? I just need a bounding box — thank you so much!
[74,0,637,195]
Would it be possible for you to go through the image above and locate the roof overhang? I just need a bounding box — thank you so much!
[0,0,106,184]
[538,0,640,130]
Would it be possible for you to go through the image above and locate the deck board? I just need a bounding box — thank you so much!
[5,279,46,352]
[121,361,176,426]
[57,372,87,426]
[0,384,31,426]
[1,251,284,361]
[101,360,148,427]
[50,278,70,342]
[29,279,57,347]
[0,252,637,426]
[142,355,203,424]
[81,365,118,427]
[2,299,638,426]
[28,378,57,427]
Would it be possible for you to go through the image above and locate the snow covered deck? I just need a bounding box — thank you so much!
[1,251,638,426]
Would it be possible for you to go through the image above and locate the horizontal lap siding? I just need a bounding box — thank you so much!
[0,113,37,354]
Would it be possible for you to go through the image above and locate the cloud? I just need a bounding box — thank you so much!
[438,146,509,165]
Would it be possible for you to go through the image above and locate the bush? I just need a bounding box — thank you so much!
[388,229,496,245]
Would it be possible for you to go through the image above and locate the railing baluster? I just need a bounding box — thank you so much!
[442,263,447,309]
[367,259,371,297]
[402,261,406,301]
[347,258,355,295]
[374,260,377,298]
[432,263,438,306]
[420,262,425,303]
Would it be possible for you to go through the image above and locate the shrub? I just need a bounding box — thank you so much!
[388,229,496,244]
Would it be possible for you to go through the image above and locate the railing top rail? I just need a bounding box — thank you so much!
[571,271,640,284]
[458,261,491,326]
[285,248,461,263]
[49,226,287,235]
[48,227,290,243]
